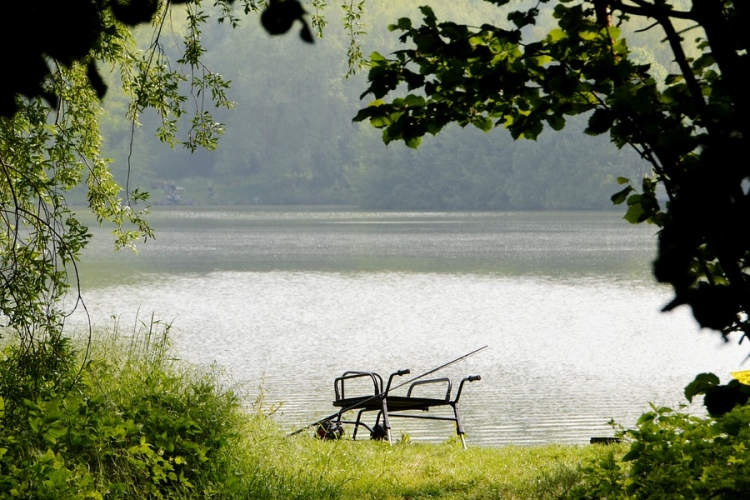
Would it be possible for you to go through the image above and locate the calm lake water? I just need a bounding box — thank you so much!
[70,208,746,447]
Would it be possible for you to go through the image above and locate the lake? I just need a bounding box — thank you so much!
[71,207,746,447]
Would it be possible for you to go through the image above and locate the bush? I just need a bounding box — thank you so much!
[0,324,246,499]
[571,402,750,499]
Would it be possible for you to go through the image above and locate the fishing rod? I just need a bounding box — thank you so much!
[287,345,488,437]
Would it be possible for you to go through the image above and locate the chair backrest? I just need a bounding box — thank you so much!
[334,371,383,401]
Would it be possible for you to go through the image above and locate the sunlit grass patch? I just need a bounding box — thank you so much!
[235,424,624,499]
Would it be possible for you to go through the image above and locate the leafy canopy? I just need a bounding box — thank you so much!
[0,0,320,118]
[355,0,750,341]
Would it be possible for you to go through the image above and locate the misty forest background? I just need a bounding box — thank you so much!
[94,0,677,210]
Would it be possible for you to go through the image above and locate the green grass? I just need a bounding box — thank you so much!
[0,323,623,499]
[237,432,622,499]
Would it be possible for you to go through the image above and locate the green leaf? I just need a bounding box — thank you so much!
[368,116,389,128]
[684,373,720,402]
[626,194,641,206]
[389,17,412,31]
[546,113,565,131]
[473,115,493,132]
[611,185,633,205]
[578,28,598,41]
[369,52,386,62]
[585,109,615,136]
[692,53,715,72]
[419,5,436,23]
[352,100,386,123]
[605,27,621,39]
[426,123,443,135]
[507,9,538,29]
[547,28,566,42]
[664,74,683,85]
[403,94,426,107]
[623,201,645,224]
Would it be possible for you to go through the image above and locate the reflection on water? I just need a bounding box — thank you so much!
[70,208,746,446]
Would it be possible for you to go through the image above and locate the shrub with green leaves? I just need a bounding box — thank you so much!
[0,326,246,499]
[571,401,750,499]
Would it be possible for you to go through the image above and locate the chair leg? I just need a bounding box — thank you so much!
[353,409,367,441]
[381,398,393,445]
[453,403,468,450]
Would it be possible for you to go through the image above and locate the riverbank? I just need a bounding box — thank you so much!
[0,326,622,498]
[7,325,750,498]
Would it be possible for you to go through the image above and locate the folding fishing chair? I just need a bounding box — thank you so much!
[325,368,481,449]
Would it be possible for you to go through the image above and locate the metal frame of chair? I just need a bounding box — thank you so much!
[327,369,481,449]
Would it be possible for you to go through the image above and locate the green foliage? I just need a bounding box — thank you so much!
[77,0,649,210]
[0,324,245,499]
[684,372,750,417]
[355,0,750,340]
[572,402,750,499]
[0,60,151,343]
[0,0,260,118]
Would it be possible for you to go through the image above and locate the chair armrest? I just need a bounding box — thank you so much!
[453,375,481,403]
[406,377,452,401]
[384,369,411,395]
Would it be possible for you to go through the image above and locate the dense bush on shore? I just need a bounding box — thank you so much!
[572,402,750,499]
[0,325,247,498]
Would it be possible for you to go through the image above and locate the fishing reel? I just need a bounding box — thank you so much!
[315,420,344,440]
[369,423,388,441]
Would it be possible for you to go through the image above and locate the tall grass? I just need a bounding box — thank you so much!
[0,321,621,498]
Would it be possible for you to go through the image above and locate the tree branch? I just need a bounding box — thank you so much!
[692,0,748,127]
[612,0,696,21]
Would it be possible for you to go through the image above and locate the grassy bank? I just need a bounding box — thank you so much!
[7,325,750,498]
[1,323,624,498]
[242,433,621,499]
